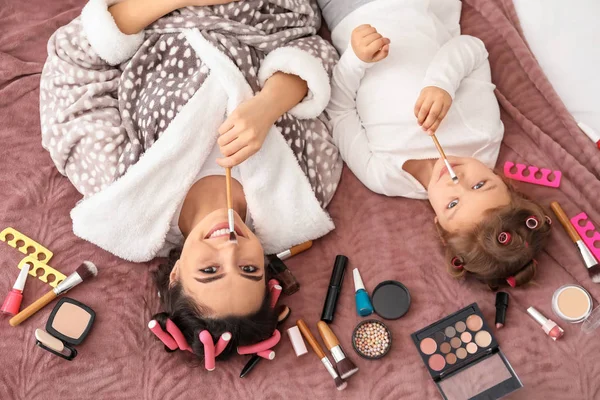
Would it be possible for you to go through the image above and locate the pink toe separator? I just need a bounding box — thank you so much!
[504,162,562,188]
[570,212,600,261]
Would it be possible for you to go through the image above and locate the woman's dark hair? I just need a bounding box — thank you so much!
[438,187,551,290]
[152,248,277,360]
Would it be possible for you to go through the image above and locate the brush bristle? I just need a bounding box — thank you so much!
[76,261,98,280]
[337,357,359,380]
[229,231,237,243]
[334,377,347,391]
[589,264,600,283]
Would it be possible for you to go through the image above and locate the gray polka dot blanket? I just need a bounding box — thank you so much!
[39,0,342,261]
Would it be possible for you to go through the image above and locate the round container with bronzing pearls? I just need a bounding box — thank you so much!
[352,319,392,360]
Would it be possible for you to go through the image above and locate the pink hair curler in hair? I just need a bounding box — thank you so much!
[269,285,282,309]
[545,215,552,225]
[215,332,232,356]
[504,162,562,188]
[506,276,516,288]
[526,216,539,229]
[148,320,178,351]
[498,232,512,245]
[268,279,280,291]
[257,350,276,360]
[200,330,216,371]
[451,257,464,270]
[238,329,281,355]
[166,319,192,352]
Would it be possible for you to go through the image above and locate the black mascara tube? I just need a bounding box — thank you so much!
[321,255,348,323]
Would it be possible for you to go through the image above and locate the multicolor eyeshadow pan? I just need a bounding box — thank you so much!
[411,303,523,400]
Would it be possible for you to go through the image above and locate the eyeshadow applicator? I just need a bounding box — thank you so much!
[297,319,347,391]
[431,134,458,184]
[9,261,98,327]
[225,167,237,243]
[550,201,600,282]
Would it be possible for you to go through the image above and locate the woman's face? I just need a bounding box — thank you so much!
[428,156,511,232]
[171,209,266,317]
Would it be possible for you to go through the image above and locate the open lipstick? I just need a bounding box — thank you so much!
[527,307,564,341]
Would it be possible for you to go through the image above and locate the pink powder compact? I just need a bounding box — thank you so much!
[35,297,95,361]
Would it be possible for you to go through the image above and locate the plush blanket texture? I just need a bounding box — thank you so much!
[1,0,599,399]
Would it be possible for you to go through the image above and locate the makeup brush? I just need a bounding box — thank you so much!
[225,167,237,243]
[297,319,347,391]
[431,134,458,184]
[276,241,313,261]
[317,321,359,379]
[240,305,291,378]
[550,201,600,283]
[9,261,98,327]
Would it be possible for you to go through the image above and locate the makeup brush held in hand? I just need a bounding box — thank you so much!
[9,261,98,327]
[550,202,600,283]
[225,168,237,243]
[431,134,458,184]
[317,321,359,379]
[297,319,347,391]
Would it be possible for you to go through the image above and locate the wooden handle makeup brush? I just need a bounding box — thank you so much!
[10,261,98,327]
[276,240,313,260]
[297,319,347,391]
[225,168,237,243]
[431,134,458,184]
[550,201,600,282]
[317,321,358,379]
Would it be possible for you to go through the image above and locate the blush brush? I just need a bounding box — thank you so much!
[10,261,98,326]
[431,134,458,184]
[297,319,347,391]
[317,321,359,379]
[225,167,237,243]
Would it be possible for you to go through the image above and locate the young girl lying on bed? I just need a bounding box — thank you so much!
[40,0,341,361]
[319,0,551,289]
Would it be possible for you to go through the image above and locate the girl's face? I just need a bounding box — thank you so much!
[171,209,266,317]
[427,156,511,232]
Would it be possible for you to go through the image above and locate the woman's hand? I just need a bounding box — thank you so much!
[216,94,280,168]
[414,86,452,135]
[351,25,391,63]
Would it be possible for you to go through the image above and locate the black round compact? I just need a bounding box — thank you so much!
[372,280,411,320]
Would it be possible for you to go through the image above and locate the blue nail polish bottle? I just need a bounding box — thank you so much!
[353,268,373,317]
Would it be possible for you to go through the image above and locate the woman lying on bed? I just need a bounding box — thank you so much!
[319,0,551,289]
[39,0,341,360]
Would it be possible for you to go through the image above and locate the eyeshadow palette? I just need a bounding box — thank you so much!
[411,303,522,400]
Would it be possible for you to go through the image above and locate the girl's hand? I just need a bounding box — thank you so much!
[414,86,452,135]
[351,24,391,63]
[216,94,280,168]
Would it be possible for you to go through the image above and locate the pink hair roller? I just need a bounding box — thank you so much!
[199,330,216,371]
[215,332,232,357]
[268,279,279,291]
[148,320,178,351]
[504,162,562,188]
[506,276,516,288]
[498,232,511,245]
[166,319,191,352]
[570,212,600,261]
[269,285,282,309]
[238,329,281,355]
[257,350,276,360]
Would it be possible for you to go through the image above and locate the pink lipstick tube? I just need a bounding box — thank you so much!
[527,307,564,341]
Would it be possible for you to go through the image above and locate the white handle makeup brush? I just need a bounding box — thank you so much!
[9,261,98,327]
[225,168,237,243]
[431,134,458,184]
